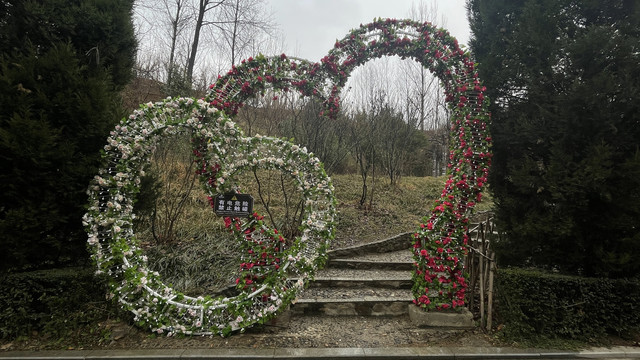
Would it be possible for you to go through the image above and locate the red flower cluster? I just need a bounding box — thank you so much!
[317,18,492,312]
[221,213,286,292]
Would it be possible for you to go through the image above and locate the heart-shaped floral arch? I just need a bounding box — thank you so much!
[85,18,491,336]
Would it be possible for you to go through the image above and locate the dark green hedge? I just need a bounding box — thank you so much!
[496,268,640,342]
[0,267,115,339]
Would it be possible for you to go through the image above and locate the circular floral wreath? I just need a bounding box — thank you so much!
[83,97,335,336]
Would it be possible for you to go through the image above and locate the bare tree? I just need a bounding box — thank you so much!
[345,56,424,185]
[280,98,353,175]
[134,0,276,89]
[164,0,190,86]
[185,0,226,84]
[214,0,275,68]
[404,0,451,176]
[134,0,190,83]
[235,93,285,136]
[375,102,414,185]
[149,133,199,244]
[349,109,377,209]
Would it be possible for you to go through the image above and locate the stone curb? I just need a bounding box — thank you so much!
[2,347,640,359]
[408,306,475,329]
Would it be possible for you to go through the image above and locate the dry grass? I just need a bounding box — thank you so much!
[331,174,493,249]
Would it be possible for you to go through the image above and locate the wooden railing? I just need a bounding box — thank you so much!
[465,211,499,331]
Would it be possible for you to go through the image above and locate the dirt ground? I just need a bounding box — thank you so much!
[1,314,496,351]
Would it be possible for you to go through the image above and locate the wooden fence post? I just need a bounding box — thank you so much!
[479,222,486,329]
[486,250,495,331]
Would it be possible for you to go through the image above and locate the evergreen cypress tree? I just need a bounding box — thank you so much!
[0,0,136,271]
[468,0,640,277]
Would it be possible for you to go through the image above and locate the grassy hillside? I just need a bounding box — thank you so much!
[334,174,444,248]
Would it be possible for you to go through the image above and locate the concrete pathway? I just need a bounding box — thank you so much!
[2,346,640,359]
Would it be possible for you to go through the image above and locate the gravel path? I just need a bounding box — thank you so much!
[84,315,492,350]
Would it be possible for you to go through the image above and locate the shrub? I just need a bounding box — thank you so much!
[0,267,116,339]
[495,268,640,344]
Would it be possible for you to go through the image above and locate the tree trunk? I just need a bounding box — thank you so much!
[186,0,207,85]
[167,0,182,85]
[229,0,240,67]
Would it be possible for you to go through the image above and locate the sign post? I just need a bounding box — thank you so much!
[213,193,254,217]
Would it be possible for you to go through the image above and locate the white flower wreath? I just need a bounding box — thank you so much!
[83,97,335,336]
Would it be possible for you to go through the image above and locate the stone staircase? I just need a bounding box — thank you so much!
[291,233,416,317]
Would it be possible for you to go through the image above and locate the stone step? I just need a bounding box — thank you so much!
[328,232,414,258]
[348,248,414,261]
[310,277,413,289]
[328,249,415,270]
[292,289,413,317]
[310,268,413,289]
[291,298,413,316]
[292,276,414,316]
[289,248,415,316]
[328,259,414,270]
[284,233,477,326]
[301,286,413,300]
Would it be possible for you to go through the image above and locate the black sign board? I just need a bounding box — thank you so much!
[213,193,254,217]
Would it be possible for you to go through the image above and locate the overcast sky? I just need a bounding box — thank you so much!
[268,0,471,62]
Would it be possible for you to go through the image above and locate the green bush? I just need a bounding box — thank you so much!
[0,267,116,339]
[472,0,640,279]
[0,0,136,272]
[495,268,640,344]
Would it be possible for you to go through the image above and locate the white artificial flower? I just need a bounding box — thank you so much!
[87,235,98,245]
